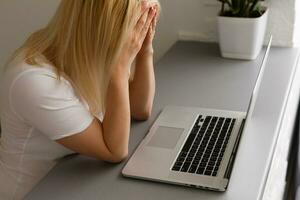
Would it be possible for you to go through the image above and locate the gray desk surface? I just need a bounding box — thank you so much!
[26,41,300,200]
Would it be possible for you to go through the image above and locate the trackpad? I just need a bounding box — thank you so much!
[147,126,184,149]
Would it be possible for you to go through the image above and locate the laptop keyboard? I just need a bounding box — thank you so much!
[171,115,236,177]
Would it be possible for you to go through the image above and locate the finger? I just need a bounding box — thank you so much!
[145,25,152,41]
[139,1,157,18]
[149,20,156,40]
[140,1,150,13]
[152,12,158,30]
[147,0,159,7]
[135,8,150,33]
[136,1,153,25]
[141,0,158,10]
[141,7,156,37]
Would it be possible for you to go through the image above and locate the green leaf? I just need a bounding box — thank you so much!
[218,0,264,17]
[249,0,260,13]
[231,0,239,10]
[239,0,246,16]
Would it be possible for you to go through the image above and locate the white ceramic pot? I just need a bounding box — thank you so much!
[217,9,268,60]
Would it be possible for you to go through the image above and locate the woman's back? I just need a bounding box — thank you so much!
[0,58,96,199]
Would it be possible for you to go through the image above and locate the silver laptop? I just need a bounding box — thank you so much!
[122,36,273,191]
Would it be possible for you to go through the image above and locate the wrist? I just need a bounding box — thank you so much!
[111,63,130,81]
[137,49,154,60]
[138,43,154,57]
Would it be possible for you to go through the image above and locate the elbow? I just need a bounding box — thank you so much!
[132,107,152,121]
[106,150,129,164]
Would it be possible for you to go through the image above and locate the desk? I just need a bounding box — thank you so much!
[26,41,300,200]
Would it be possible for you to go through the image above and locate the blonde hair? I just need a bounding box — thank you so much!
[8,0,142,115]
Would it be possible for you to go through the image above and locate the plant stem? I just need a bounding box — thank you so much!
[249,0,259,13]
[221,2,225,14]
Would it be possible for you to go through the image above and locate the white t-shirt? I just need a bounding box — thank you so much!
[0,59,101,200]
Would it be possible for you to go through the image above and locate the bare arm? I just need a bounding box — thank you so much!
[56,57,131,163]
[129,52,155,120]
[56,4,156,163]
[130,7,158,120]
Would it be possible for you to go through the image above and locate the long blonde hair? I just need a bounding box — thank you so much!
[8,0,141,115]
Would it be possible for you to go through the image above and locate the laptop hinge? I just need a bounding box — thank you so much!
[224,119,246,180]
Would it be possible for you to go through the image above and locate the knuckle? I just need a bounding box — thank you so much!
[143,27,148,34]
[137,22,143,31]
[134,43,141,51]
[133,38,141,49]
[134,35,139,43]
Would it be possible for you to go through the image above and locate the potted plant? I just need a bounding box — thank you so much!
[217,0,268,60]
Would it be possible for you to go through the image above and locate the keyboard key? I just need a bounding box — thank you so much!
[188,152,195,157]
[181,163,191,172]
[199,162,206,168]
[225,118,231,122]
[196,167,205,174]
[198,148,205,154]
[212,152,219,157]
[194,155,201,161]
[231,119,236,125]
[208,161,215,166]
[176,157,185,162]
[180,152,187,157]
[188,165,198,173]
[191,128,199,135]
[194,140,201,146]
[205,149,212,155]
[186,157,193,162]
[207,146,213,150]
[206,166,214,171]
[201,157,208,163]
[190,149,197,154]
[208,141,215,146]
[207,129,213,133]
[192,160,200,165]
[204,170,212,176]
[174,161,183,166]
[172,166,181,171]
[203,155,210,160]
[210,156,217,161]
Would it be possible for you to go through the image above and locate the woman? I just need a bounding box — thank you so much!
[0,0,160,199]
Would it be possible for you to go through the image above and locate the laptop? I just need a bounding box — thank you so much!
[122,36,273,191]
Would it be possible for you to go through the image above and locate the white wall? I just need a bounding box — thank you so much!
[294,0,300,46]
[0,0,299,71]
[266,0,296,46]
[173,0,298,47]
[0,0,176,68]
[153,0,179,61]
[0,0,61,71]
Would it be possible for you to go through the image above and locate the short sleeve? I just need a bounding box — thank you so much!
[9,69,94,140]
